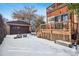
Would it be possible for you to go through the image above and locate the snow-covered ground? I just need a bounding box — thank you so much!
[0,34,79,56]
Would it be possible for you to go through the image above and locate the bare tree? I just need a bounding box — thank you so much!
[35,16,45,28]
[12,6,37,24]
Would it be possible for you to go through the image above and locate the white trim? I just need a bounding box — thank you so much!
[8,23,31,26]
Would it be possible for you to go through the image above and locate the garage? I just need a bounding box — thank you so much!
[7,21,31,34]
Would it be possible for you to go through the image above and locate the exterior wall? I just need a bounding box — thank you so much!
[37,3,75,43]
[47,6,68,17]
[36,3,79,45]
[47,4,72,42]
[47,4,69,23]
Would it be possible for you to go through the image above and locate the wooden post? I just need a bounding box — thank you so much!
[69,12,73,43]
[63,23,65,41]
[69,19,72,43]
[40,25,42,38]
[50,24,52,40]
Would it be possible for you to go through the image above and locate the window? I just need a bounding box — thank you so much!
[55,17,58,22]
[58,16,61,22]
[48,17,55,24]
[49,17,55,21]
[53,14,69,29]
[62,14,68,22]
[62,14,69,30]
[55,16,61,22]
[55,16,63,29]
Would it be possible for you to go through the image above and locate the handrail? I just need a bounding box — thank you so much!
[36,21,70,32]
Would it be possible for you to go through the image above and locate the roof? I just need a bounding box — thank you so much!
[7,20,30,26]
[46,3,55,9]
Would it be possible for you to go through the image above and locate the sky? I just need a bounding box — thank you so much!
[0,3,51,21]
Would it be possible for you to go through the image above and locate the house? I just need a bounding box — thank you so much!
[36,3,79,44]
[7,20,31,34]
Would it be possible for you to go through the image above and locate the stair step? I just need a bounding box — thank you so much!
[56,40,71,47]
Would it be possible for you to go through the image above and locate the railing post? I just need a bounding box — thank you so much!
[69,19,72,43]
[63,22,65,41]
[50,24,52,40]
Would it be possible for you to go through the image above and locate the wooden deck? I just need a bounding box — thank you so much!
[36,20,73,45]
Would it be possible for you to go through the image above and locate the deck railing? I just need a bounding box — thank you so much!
[36,21,71,42]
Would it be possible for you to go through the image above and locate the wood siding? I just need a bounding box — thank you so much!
[36,3,79,44]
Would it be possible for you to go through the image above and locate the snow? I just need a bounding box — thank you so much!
[0,34,79,56]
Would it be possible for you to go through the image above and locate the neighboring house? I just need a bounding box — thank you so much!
[36,3,79,44]
[7,20,31,34]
